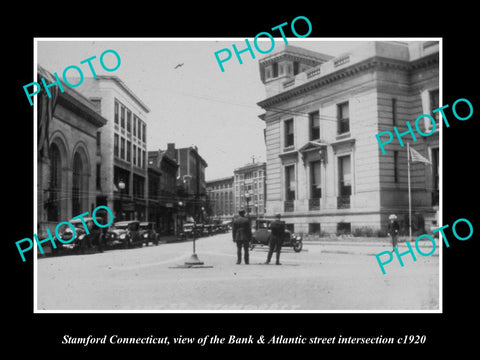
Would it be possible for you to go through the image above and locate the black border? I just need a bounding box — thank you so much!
[7,5,478,355]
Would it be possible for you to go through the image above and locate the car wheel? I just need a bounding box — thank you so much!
[293,241,303,252]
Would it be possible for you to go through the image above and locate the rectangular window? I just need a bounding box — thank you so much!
[127,140,131,162]
[337,222,351,235]
[285,165,295,201]
[338,155,352,196]
[272,62,278,77]
[120,138,125,160]
[137,118,142,140]
[284,119,294,148]
[310,161,322,198]
[309,111,320,140]
[127,110,132,132]
[120,106,125,129]
[114,134,119,157]
[293,61,299,75]
[133,115,137,136]
[309,223,321,235]
[138,147,142,168]
[114,101,119,124]
[142,150,146,168]
[142,123,146,142]
[338,155,351,209]
[133,144,137,165]
[337,102,350,134]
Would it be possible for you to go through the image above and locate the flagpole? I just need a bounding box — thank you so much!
[407,142,412,242]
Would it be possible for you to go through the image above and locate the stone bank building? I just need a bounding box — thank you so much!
[257,42,439,235]
[37,66,107,234]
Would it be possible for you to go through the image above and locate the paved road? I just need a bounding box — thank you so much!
[36,233,439,311]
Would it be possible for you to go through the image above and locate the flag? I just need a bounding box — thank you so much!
[409,147,431,164]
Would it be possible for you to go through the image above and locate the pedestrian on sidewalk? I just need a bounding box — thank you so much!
[232,208,252,264]
[387,214,400,252]
[266,213,285,265]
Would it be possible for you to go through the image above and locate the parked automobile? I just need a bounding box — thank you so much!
[106,220,143,249]
[177,222,203,240]
[59,216,105,253]
[250,219,303,252]
[202,224,215,236]
[139,222,159,245]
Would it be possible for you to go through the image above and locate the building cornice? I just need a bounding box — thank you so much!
[57,88,107,128]
[95,75,151,113]
[257,52,439,110]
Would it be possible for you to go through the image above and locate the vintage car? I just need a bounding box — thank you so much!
[106,220,143,249]
[177,222,203,240]
[250,219,303,252]
[202,224,215,236]
[139,222,159,245]
[59,216,104,253]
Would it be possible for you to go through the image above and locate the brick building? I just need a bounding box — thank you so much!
[147,144,179,235]
[206,176,234,220]
[233,161,266,219]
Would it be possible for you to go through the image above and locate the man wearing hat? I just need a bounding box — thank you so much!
[387,214,400,251]
[266,213,286,265]
[232,208,252,264]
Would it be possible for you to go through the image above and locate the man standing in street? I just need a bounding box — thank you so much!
[266,213,285,265]
[387,214,400,252]
[232,209,252,264]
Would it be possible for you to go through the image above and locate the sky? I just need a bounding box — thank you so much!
[36,38,365,181]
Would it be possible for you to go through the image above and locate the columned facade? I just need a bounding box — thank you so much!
[257,42,440,235]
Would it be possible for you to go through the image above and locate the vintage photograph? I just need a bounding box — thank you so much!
[34,38,440,312]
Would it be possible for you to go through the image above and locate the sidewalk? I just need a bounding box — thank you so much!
[303,236,440,256]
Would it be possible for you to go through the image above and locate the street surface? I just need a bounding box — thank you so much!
[37,233,439,311]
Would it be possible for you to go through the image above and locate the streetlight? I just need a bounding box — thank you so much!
[183,174,204,266]
[118,179,126,221]
[177,201,184,236]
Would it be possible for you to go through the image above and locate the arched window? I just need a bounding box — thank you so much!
[72,151,84,215]
[47,143,62,221]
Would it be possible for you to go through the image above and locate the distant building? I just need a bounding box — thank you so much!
[37,66,107,235]
[173,145,208,223]
[206,176,234,220]
[257,42,439,235]
[148,143,179,234]
[74,76,150,221]
[233,161,266,218]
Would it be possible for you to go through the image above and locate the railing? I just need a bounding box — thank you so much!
[284,200,294,212]
[306,67,321,78]
[337,195,350,209]
[334,55,350,67]
[309,198,320,211]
